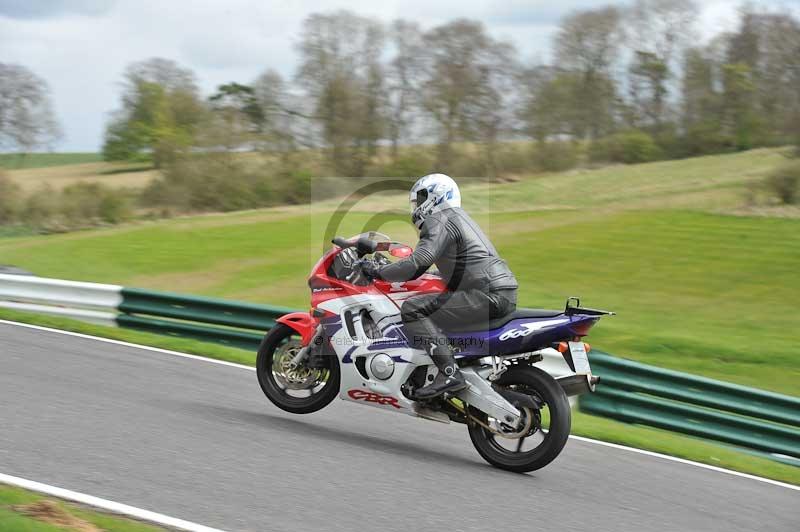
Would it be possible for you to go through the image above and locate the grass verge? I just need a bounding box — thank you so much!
[0,483,164,532]
[1,307,796,486]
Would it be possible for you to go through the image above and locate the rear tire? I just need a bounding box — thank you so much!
[468,365,571,473]
[256,324,340,414]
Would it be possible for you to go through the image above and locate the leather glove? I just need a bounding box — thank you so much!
[357,259,380,281]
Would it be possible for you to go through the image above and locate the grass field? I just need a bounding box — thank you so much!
[4,161,157,192]
[0,152,102,169]
[2,149,798,395]
[0,482,163,531]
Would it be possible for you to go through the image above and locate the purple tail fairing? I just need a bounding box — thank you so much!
[448,313,600,358]
[338,303,607,359]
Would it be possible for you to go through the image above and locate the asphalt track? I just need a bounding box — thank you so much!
[1,321,797,532]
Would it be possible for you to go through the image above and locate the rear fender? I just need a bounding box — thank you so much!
[276,312,319,345]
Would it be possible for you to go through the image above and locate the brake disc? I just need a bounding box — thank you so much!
[272,341,324,390]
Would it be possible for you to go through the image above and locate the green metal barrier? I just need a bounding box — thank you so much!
[117,288,292,350]
[120,288,293,330]
[581,352,800,459]
[117,314,265,351]
[115,287,800,460]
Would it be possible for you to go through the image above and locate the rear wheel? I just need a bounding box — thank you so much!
[256,324,340,414]
[468,365,571,473]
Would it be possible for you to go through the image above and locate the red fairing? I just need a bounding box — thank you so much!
[276,312,319,345]
[375,273,447,295]
[308,248,382,310]
[306,245,448,312]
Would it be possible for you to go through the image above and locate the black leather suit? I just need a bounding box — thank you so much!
[376,206,518,351]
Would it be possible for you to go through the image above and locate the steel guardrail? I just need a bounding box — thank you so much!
[580,352,800,459]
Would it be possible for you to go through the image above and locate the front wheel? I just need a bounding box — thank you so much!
[468,365,571,473]
[256,323,340,414]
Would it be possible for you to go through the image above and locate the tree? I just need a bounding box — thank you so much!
[553,6,623,139]
[628,51,669,130]
[626,0,699,132]
[252,69,299,154]
[0,63,61,161]
[296,10,387,176]
[418,19,516,168]
[629,0,698,69]
[726,8,800,144]
[681,44,726,154]
[721,62,758,150]
[387,20,423,158]
[522,68,614,142]
[682,46,719,127]
[102,58,204,167]
[207,82,264,151]
[469,40,518,177]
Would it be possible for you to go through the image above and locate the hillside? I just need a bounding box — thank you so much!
[1,148,798,394]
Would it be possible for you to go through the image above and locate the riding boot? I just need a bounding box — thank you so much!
[415,343,468,400]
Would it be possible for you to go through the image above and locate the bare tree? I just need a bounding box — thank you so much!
[0,63,61,162]
[626,0,699,131]
[418,19,516,169]
[122,58,197,103]
[727,8,800,143]
[629,0,698,67]
[553,6,624,138]
[252,69,301,155]
[387,20,423,158]
[296,10,387,176]
[470,40,518,177]
[682,45,720,129]
[628,50,669,130]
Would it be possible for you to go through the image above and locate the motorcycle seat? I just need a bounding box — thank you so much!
[446,307,564,333]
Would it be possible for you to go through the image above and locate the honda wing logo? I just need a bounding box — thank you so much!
[499,318,570,341]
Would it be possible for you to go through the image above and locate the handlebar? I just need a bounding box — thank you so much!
[331,236,351,248]
[331,236,378,256]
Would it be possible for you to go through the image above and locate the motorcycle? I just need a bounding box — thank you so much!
[256,232,613,472]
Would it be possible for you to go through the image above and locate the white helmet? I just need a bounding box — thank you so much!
[409,173,461,228]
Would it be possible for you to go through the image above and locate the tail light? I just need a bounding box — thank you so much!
[570,318,598,337]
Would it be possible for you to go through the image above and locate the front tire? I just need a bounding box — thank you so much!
[256,324,340,414]
[468,365,571,473]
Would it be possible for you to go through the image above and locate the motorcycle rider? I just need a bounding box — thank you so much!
[361,174,518,399]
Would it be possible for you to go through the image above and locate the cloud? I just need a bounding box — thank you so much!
[1,0,794,151]
[0,0,116,20]
[486,0,622,26]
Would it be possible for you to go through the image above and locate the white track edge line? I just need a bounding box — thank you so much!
[0,319,255,372]
[2,318,798,491]
[0,472,228,532]
[567,435,799,491]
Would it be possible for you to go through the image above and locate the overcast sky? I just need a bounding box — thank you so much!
[1,0,796,151]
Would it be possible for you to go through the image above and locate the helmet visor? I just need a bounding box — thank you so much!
[411,189,428,213]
